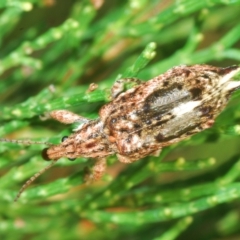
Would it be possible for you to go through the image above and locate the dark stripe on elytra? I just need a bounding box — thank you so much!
[142,84,191,117]
[155,124,198,143]
[153,118,170,126]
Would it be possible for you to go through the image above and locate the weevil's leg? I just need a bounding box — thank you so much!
[111,78,142,99]
[116,154,136,163]
[151,149,162,157]
[85,158,107,183]
[48,84,56,94]
[116,148,162,164]
[86,83,98,93]
[49,110,90,124]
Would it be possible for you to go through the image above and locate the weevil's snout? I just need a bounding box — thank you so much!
[42,148,52,161]
[41,147,62,161]
[41,143,77,161]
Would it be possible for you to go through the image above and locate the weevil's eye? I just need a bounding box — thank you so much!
[42,148,51,161]
[68,157,76,161]
[61,136,68,142]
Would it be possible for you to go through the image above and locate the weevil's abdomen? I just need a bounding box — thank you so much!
[100,65,240,156]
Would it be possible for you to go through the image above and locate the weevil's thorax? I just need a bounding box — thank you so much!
[99,65,240,156]
[44,119,115,160]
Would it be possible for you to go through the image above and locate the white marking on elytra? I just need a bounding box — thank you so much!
[225,81,240,91]
[172,101,201,117]
[130,113,139,120]
[220,68,240,85]
[137,142,143,148]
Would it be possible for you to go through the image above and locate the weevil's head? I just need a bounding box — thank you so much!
[41,136,76,161]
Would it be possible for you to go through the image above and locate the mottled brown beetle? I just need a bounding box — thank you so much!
[2,65,240,201]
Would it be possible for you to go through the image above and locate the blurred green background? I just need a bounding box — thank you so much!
[1,0,240,239]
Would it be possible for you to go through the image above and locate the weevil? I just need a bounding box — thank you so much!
[1,64,240,201]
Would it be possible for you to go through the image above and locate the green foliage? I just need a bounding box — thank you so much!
[1,0,240,239]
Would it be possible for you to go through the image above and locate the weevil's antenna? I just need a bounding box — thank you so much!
[0,138,54,147]
[14,160,57,202]
[0,138,56,201]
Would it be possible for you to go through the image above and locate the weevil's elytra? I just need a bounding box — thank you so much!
[2,64,240,201]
